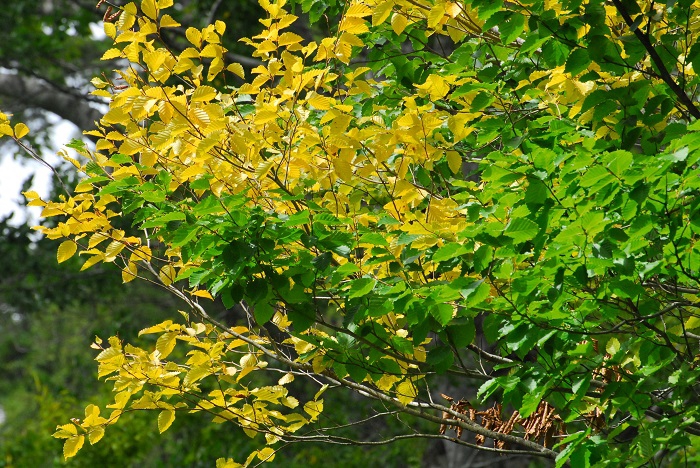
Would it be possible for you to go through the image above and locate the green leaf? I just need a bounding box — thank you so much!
[193,196,224,215]
[446,322,475,347]
[332,262,360,284]
[504,217,539,242]
[427,345,454,373]
[432,242,467,262]
[430,303,454,326]
[500,13,525,44]
[284,210,310,226]
[519,392,541,418]
[348,278,376,299]
[141,212,187,228]
[542,40,569,67]
[254,301,276,325]
[565,48,591,75]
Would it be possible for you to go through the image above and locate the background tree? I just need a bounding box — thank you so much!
[3,0,700,466]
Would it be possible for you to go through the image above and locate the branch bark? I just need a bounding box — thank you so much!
[0,72,102,132]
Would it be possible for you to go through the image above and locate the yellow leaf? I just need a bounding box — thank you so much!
[257,447,276,462]
[446,151,462,174]
[63,435,85,460]
[427,4,446,29]
[156,331,178,358]
[159,264,176,286]
[103,107,129,124]
[255,109,278,125]
[23,190,40,200]
[14,123,29,139]
[207,57,225,81]
[372,1,394,26]
[88,427,105,445]
[396,379,418,405]
[103,22,117,39]
[101,48,122,60]
[448,113,476,142]
[303,400,323,421]
[122,262,138,283]
[191,289,213,300]
[216,458,244,468]
[278,373,295,385]
[186,27,202,48]
[278,32,303,46]
[53,423,78,439]
[346,3,372,17]
[74,181,94,193]
[227,63,245,79]
[80,253,104,271]
[159,14,180,28]
[314,384,329,400]
[686,316,700,330]
[191,85,217,102]
[104,240,126,261]
[340,17,369,35]
[141,0,158,19]
[391,13,408,35]
[200,43,222,58]
[57,240,77,263]
[307,93,331,110]
[158,410,175,433]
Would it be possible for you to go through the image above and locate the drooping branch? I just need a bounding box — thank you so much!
[0,72,103,132]
[143,259,559,460]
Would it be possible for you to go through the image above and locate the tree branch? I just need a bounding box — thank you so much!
[610,0,700,119]
[0,72,103,132]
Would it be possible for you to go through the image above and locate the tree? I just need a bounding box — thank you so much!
[3,0,700,465]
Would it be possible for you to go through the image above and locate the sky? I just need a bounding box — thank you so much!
[0,23,106,229]
[0,118,79,227]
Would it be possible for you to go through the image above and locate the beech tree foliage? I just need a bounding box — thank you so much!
[2,0,700,465]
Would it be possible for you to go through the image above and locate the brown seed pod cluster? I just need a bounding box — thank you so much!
[96,1,122,22]
[440,395,565,449]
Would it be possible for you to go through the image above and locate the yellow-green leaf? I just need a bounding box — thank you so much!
[158,409,175,433]
[446,151,462,174]
[63,435,85,460]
